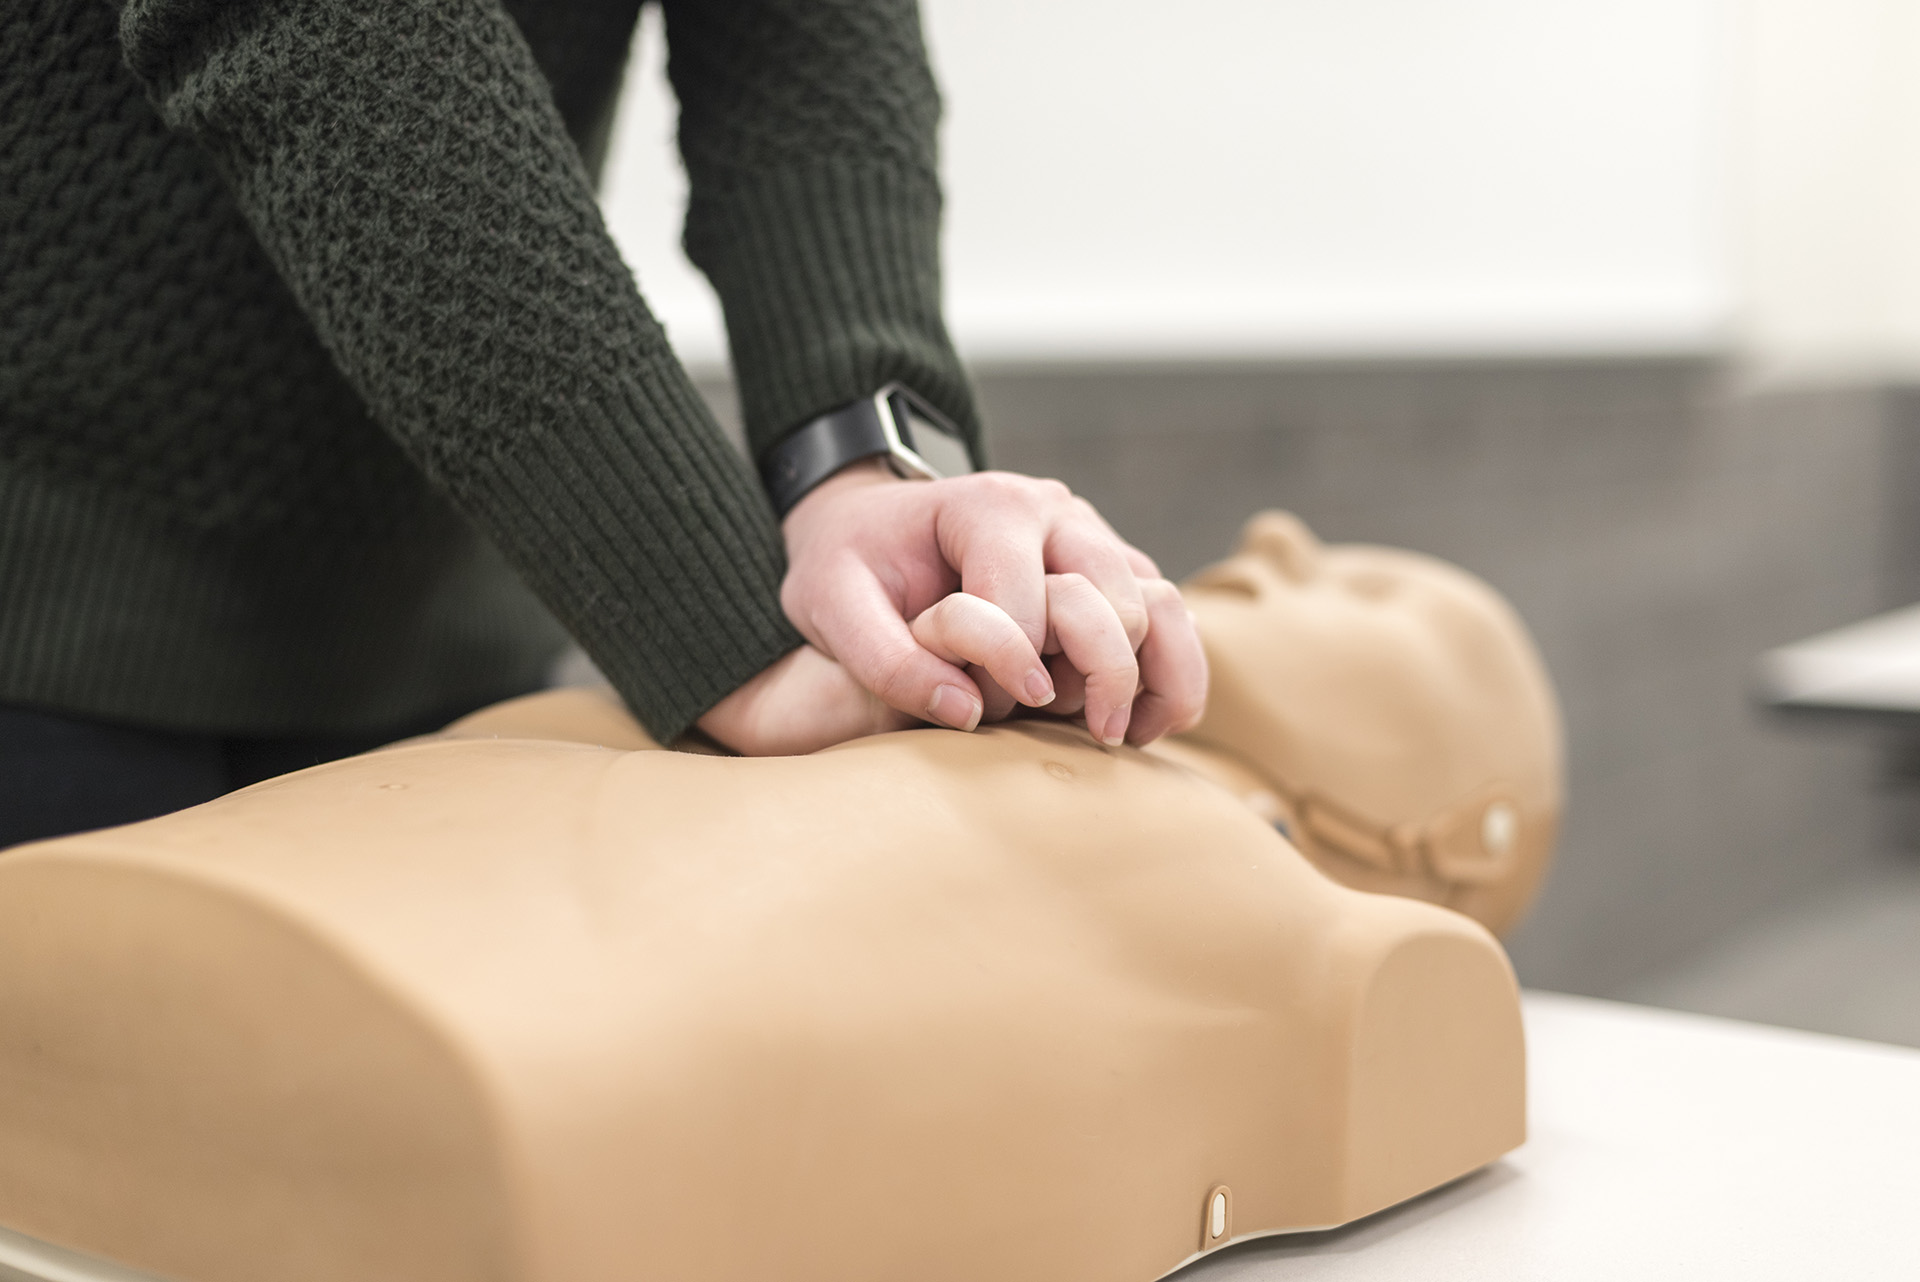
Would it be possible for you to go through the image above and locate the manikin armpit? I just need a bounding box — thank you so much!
[0,512,1563,1282]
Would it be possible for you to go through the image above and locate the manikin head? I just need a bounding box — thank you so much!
[1165,512,1564,935]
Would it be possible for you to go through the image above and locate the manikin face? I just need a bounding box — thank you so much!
[1174,512,1563,935]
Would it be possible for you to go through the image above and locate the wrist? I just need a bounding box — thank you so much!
[760,385,974,518]
[696,645,913,756]
[781,457,900,529]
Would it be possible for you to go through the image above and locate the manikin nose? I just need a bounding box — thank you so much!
[1239,510,1322,583]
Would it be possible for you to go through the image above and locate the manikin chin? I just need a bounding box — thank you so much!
[0,511,1563,1282]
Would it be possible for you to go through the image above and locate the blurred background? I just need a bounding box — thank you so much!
[602,0,1920,1044]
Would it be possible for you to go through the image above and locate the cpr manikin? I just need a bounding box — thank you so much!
[0,513,1563,1282]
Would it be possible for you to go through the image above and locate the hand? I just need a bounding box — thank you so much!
[780,463,1208,746]
[907,576,1204,744]
[697,645,913,756]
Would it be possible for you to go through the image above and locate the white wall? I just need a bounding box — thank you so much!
[926,0,1734,362]
[1738,0,1920,381]
[601,0,1736,369]
[598,7,719,365]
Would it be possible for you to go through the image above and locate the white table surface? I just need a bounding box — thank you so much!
[1759,601,1920,713]
[1178,991,1920,1281]
[6,993,1918,1282]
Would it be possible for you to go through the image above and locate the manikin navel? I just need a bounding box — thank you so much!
[0,512,1562,1282]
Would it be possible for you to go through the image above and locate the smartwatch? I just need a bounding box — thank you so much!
[760,383,975,518]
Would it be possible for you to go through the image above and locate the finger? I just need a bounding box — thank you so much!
[941,482,1051,654]
[1125,580,1210,745]
[1074,498,1163,580]
[1044,652,1088,718]
[1121,545,1161,579]
[1044,572,1139,746]
[813,570,984,731]
[1047,505,1151,651]
[910,592,1056,709]
[972,666,1020,723]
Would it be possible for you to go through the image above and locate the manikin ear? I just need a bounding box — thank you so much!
[1238,510,1322,583]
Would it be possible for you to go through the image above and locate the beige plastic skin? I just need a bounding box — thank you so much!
[0,512,1552,1282]
[1162,512,1565,936]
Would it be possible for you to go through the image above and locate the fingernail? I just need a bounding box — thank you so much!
[1025,670,1056,706]
[929,684,982,732]
[1100,708,1130,747]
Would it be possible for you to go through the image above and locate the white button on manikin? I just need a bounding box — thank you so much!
[1209,1191,1227,1239]
[1481,801,1517,856]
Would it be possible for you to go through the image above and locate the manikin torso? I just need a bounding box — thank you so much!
[0,513,1561,1282]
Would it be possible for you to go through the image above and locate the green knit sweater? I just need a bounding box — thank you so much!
[0,0,979,742]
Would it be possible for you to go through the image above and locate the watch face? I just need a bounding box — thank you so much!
[899,404,974,479]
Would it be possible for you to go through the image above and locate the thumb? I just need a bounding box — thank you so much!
[810,572,986,732]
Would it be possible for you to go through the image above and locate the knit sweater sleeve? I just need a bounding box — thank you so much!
[660,0,983,463]
[114,0,801,743]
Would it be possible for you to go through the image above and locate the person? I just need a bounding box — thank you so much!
[0,0,1205,848]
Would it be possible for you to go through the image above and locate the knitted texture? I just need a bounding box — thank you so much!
[1,0,423,537]
[1,0,977,740]
[665,0,980,457]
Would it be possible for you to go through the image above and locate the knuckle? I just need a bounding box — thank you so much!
[1173,676,1209,729]
[975,471,1027,502]
[980,472,1071,509]
[872,659,925,708]
[989,628,1033,668]
[865,633,919,678]
[941,592,988,630]
[1142,577,1181,605]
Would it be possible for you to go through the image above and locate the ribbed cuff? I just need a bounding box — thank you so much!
[684,161,983,464]
[456,358,803,743]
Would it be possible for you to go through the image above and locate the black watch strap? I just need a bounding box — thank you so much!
[759,384,972,518]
